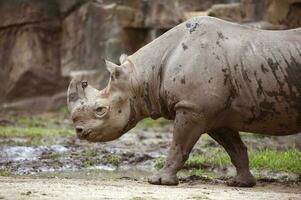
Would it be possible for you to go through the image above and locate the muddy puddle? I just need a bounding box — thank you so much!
[1,130,300,186]
[0,128,172,176]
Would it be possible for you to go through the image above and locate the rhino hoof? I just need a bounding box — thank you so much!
[148,173,179,186]
[227,175,256,187]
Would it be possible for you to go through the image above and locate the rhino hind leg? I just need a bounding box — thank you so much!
[148,109,205,186]
[208,129,256,187]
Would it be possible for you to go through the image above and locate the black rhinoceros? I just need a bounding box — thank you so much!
[67,17,301,187]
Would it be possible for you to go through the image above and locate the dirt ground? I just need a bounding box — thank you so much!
[0,177,300,200]
[0,111,300,200]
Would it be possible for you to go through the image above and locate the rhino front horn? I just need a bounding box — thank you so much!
[67,78,79,112]
[67,77,100,112]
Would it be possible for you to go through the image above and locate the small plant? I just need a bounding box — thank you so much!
[83,158,98,168]
[83,148,98,157]
[103,154,121,168]
[154,156,165,169]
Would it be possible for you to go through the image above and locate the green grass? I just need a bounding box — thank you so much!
[103,155,121,168]
[82,154,121,168]
[16,117,47,128]
[83,148,99,157]
[155,148,301,173]
[59,106,69,115]
[249,148,301,173]
[83,159,98,168]
[138,118,171,128]
[0,169,10,176]
[0,126,73,138]
[155,149,230,170]
[0,126,73,145]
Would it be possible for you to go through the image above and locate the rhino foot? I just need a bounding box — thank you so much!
[227,174,256,187]
[148,173,179,186]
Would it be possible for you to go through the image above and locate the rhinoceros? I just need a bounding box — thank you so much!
[67,16,301,187]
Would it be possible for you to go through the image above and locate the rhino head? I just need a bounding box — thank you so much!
[67,59,139,142]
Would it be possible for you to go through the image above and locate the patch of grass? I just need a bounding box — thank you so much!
[16,116,47,128]
[83,148,98,157]
[0,126,73,138]
[0,126,73,145]
[0,169,10,176]
[189,169,205,177]
[82,149,100,167]
[83,159,98,168]
[240,131,266,137]
[191,194,210,200]
[103,154,121,168]
[138,118,171,128]
[59,106,69,115]
[249,148,301,173]
[155,148,301,173]
[155,149,230,170]
[154,156,165,169]
[186,150,230,169]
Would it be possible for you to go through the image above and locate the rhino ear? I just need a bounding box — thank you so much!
[105,60,119,74]
[119,54,128,64]
[105,60,124,80]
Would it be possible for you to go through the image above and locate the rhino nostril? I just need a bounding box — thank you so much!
[75,126,84,134]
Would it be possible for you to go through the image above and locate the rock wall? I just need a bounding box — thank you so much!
[208,0,301,29]
[0,0,299,110]
[0,0,66,104]
[0,0,218,109]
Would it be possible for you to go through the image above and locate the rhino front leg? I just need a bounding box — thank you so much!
[208,129,256,187]
[148,110,204,186]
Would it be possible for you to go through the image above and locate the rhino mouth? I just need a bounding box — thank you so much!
[77,129,101,142]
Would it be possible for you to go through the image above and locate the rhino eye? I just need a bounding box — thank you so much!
[95,106,109,118]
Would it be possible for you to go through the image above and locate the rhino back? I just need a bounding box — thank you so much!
[162,17,301,135]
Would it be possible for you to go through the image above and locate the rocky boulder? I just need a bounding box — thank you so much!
[208,0,301,29]
[0,0,67,104]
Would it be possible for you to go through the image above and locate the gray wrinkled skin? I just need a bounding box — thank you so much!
[67,17,301,187]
